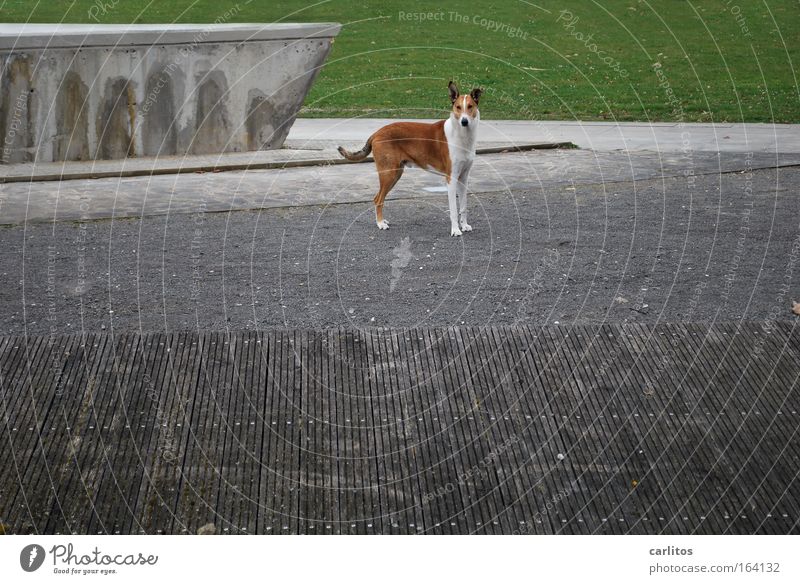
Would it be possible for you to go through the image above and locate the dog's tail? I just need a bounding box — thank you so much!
[337,136,373,161]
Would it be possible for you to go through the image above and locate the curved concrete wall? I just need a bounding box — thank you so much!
[0,23,340,163]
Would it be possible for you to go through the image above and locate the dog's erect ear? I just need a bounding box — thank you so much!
[448,81,459,103]
[470,88,483,104]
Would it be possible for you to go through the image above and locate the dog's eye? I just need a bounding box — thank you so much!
[468,104,474,109]
[456,105,462,110]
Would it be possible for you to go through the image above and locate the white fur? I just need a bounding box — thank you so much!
[443,103,478,236]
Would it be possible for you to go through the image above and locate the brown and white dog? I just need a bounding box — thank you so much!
[338,81,482,236]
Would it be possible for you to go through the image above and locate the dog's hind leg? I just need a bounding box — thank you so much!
[373,165,403,230]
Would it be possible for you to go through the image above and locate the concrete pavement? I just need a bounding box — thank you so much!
[3,119,797,184]
[1,118,798,334]
[287,119,800,153]
[0,140,567,183]
[2,162,799,335]
[3,119,798,539]
[2,119,799,225]
[2,149,799,225]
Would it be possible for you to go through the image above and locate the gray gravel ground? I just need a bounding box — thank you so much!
[1,160,799,336]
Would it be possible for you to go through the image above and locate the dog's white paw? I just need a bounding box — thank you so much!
[377,220,389,230]
[450,226,462,237]
[460,223,473,232]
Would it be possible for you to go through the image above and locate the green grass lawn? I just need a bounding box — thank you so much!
[2,0,798,122]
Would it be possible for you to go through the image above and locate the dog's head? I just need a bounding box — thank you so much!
[448,81,482,128]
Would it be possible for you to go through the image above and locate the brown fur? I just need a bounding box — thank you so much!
[337,81,482,228]
[453,94,479,121]
[337,136,373,161]
[369,121,450,223]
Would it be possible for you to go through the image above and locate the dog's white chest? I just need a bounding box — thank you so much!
[444,117,477,173]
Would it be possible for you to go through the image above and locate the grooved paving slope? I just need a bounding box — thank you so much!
[1,324,798,535]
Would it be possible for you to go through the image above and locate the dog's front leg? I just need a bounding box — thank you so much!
[457,163,473,232]
[447,175,462,236]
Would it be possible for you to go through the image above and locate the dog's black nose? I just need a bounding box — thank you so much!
[460,118,469,127]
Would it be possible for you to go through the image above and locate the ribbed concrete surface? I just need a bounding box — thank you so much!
[1,324,798,534]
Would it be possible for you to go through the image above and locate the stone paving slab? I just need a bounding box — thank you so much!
[1,149,798,225]
[4,118,797,183]
[0,147,345,183]
[0,142,569,183]
[289,119,800,154]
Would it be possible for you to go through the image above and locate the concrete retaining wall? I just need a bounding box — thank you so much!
[0,23,340,163]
